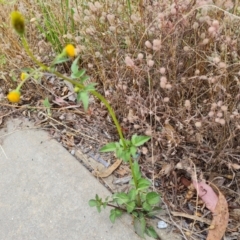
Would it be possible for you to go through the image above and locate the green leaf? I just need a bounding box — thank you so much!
[140,192,147,202]
[21,67,33,73]
[119,139,131,147]
[131,134,137,144]
[146,207,162,217]
[78,91,89,111]
[119,139,124,146]
[121,150,131,162]
[113,193,129,205]
[131,135,151,147]
[88,199,97,207]
[132,211,138,218]
[71,69,87,79]
[146,192,160,205]
[109,209,122,223]
[43,97,51,116]
[128,189,136,201]
[80,75,90,84]
[115,209,123,217]
[85,83,97,91]
[130,146,137,156]
[102,202,107,209]
[137,178,151,191]
[52,56,69,65]
[129,179,135,186]
[116,147,123,159]
[100,142,117,152]
[133,161,141,180]
[134,217,146,238]
[71,56,80,74]
[43,97,51,108]
[109,209,116,223]
[95,194,100,201]
[145,226,158,239]
[77,69,86,77]
[126,201,135,213]
[96,205,101,213]
[143,202,152,211]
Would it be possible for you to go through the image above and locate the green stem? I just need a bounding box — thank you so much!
[22,37,48,70]
[16,68,40,92]
[21,36,126,147]
[21,34,142,207]
[91,90,125,147]
[129,157,141,206]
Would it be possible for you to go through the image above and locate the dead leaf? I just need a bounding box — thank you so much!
[180,176,191,187]
[163,123,180,145]
[115,165,130,176]
[206,189,229,240]
[141,147,148,155]
[159,163,174,176]
[230,163,240,170]
[145,128,152,136]
[146,155,158,163]
[127,109,135,123]
[97,159,122,178]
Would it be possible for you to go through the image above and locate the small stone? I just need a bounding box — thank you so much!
[157,220,168,229]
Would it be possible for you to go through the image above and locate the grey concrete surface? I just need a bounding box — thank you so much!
[0,118,141,240]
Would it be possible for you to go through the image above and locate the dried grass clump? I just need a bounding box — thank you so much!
[63,0,240,169]
[2,0,240,175]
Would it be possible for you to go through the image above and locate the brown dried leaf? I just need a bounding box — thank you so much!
[206,189,229,240]
[115,165,130,176]
[159,163,174,176]
[141,147,148,155]
[127,109,135,123]
[163,123,180,145]
[230,163,240,170]
[97,159,122,178]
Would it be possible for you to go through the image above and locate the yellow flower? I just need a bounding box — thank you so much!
[20,72,28,81]
[64,44,76,57]
[10,11,25,35]
[7,90,21,103]
[74,86,80,92]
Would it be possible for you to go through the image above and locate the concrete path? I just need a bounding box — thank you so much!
[0,118,141,240]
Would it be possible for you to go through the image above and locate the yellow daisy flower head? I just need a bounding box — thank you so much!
[20,72,28,81]
[10,11,25,35]
[64,44,76,57]
[7,90,21,103]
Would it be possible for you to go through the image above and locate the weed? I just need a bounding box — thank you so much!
[9,11,161,239]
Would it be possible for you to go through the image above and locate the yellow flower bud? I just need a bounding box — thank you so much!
[74,86,80,93]
[20,72,28,81]
[64,44,76,57]
[7,90,21,103]
[10,11,25,35]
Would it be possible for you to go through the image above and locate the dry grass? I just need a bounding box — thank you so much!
[1,0,240,238]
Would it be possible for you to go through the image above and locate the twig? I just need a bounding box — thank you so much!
[161,198,188,240]
[171,211,211,225]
